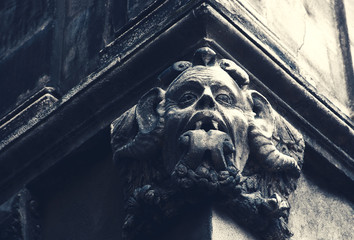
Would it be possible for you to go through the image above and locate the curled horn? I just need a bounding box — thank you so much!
[111,88,165,162]
[158,61,192,88]
[248,91,301,176]
[219,59,250,89]
[248,123,301,176]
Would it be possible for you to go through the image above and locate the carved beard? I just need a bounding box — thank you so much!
[123,154,291,240]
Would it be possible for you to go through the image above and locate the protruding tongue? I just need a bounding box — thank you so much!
[179,129,235,171]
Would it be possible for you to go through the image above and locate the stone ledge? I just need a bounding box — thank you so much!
[0,90,58,151]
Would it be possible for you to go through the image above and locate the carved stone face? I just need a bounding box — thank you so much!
[111,48,304,240]
[163,66,252,173]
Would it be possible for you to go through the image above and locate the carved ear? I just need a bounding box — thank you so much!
[136,87,165,134]
[111,87,165,162]
[250,91,275,139]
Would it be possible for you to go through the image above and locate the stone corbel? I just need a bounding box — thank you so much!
[111,47,305,240]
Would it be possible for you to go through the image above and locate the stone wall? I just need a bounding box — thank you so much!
[0,1,353,240]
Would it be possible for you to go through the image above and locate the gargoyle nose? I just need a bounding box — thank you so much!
[196,89,215,109]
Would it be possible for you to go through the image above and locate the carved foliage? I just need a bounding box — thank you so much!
[111,47,305,240]
[0,189,41,240]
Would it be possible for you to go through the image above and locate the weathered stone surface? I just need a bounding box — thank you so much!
[343,0,354,116]
[127,0,157,20]
[60,0,122,92]
[0,19,54,119]
[0,0,54,118]
[0,0,130,118]
[0,189,41,240]
[288,173,354,239]
[111,47,305,239]
[0,91,58,151]
[211,209,255,240]
[0,0,53,58]
[214,0,351,117]
[0,1,352,240]
[345,0,354,66]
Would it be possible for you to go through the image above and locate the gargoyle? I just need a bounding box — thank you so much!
[111,47,305,240]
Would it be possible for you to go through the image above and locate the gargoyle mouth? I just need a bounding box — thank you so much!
[184,111,228,134]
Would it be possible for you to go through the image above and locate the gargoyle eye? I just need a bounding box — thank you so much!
[179,93,197,107]
[216,94,233,106]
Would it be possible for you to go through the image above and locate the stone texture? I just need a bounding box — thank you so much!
[59,0,125,92]
[111,47,305,239]
[344,0,354,71]
[0,1,352,240]
[209,171,354,240]
[288,173,354,240]
[0,92,58,151]
[0,0,54,118]
[211,209,255,240]
[127,0,156,20]
[0,0,129,118]
[0,0,53,58]
[216,0,351,117]
[344,0,354,115]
